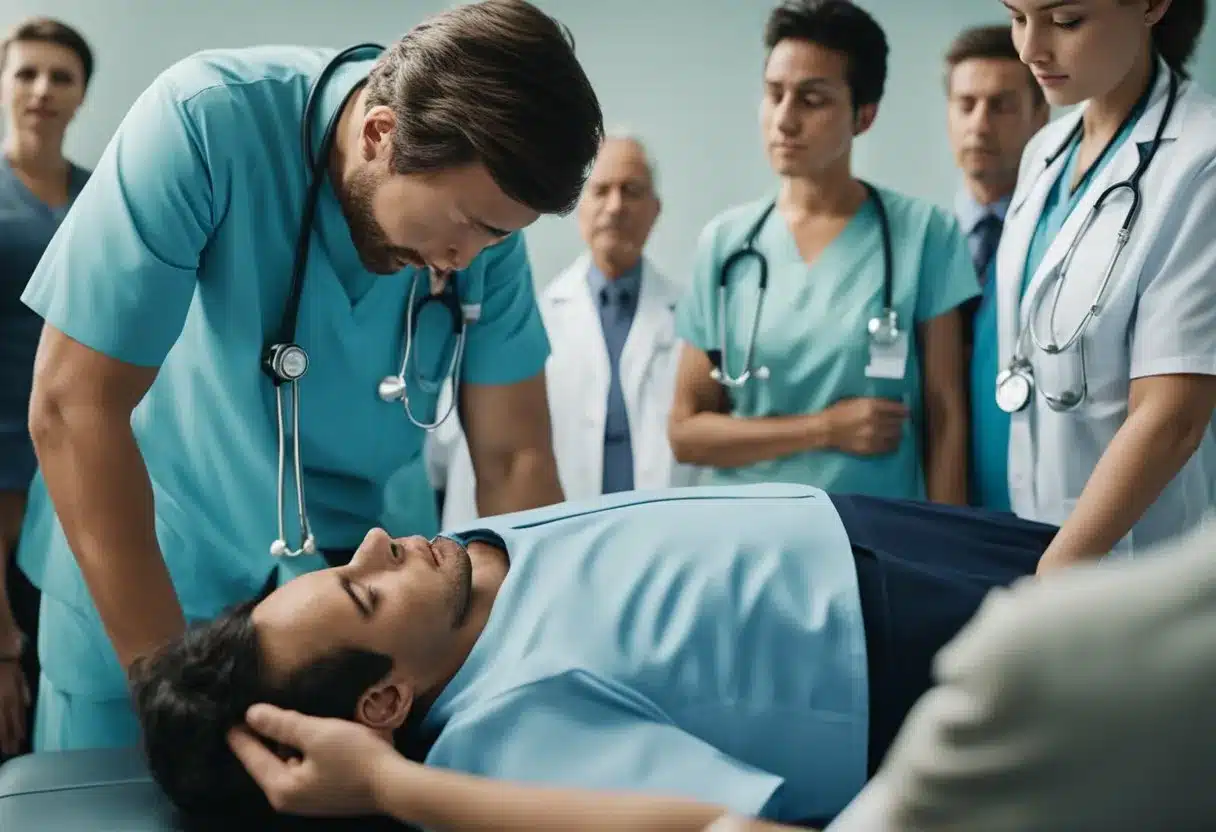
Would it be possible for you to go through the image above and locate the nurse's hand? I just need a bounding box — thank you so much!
[228,704,401,817]
[824,397,908,455]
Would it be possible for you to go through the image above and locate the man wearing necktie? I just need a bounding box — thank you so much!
[595,261,641,493]
[428,133,696,526]
[943,25,1047,511]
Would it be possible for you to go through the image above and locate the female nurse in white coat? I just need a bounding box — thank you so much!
[995,0,1216,572]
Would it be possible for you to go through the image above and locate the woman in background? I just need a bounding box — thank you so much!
[0,17,93,759]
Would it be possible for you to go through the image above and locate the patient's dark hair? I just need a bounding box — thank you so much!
[129,599,393,823]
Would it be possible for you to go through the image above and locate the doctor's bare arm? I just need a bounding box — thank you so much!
[459,371,565,516]
[917,310,968,505]
[667,344,834,468]
[1038,373,1216,571]
[28,329,185,669]
[19,71,221,669]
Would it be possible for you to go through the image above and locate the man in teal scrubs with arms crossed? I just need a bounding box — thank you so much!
[16,0,603,752]
[669,0,978,506]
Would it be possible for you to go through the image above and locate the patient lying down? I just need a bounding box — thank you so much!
[130,485,1054,829]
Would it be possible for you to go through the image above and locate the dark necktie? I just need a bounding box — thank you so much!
[599,283,635,494]
[972,214,1004,286]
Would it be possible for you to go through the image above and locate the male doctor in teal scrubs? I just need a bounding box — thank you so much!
[16,0,603,752]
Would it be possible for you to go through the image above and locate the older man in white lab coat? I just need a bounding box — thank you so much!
[429,133,696,527]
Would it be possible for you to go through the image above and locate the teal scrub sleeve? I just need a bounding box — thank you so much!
[674,220,723,352]
[913,209,981,324]
[427,673,787,820]
[1129,159,1216,379]
[459,231,551,385]
[20,76,214,368]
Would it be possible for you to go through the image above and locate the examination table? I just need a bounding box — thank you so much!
[0,748,414,831]
[2,749,825,830]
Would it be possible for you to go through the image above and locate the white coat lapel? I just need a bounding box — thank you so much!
[997,116,1076,367]
[619,258,679,490]
[542,256,609,497]
[619,258,674,414]
[545,254,610,385]
[1019,62,1180,341]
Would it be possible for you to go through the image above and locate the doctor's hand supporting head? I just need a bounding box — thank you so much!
[329,0,604,276]
[227,705,399,818]
[130,528,495,820]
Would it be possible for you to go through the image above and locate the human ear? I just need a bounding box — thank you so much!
[356,681,413,732]
[853,103,879,136]
[1144,0,1172,28]
[360,105,396,163]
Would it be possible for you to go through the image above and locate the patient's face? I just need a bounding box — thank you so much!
[252,530,474,690]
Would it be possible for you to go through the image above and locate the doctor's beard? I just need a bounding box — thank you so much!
[337,166,424,275]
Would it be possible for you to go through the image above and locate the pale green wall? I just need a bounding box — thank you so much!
[6,0,1214,286]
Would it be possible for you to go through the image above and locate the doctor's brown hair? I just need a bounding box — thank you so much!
[365,0,604,216]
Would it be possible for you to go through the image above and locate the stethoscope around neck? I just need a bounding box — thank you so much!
[995,60,1179,416]
[260,43,474,558]
[710,180,898,388]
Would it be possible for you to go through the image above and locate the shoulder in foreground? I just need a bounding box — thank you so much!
[152,45,336,106]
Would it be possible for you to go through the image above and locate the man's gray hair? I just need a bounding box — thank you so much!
[602,126,659,190]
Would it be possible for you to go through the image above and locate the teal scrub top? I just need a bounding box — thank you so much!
[18,46,550,698]
[971,106,1146,511]
[676,188,979,499]
[426,482,868,824]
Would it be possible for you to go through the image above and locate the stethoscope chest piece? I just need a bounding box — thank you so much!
[375,271,471,426]
[378,374,407,402]
[265,343,310,382]
[995,363,1034,414]
[867,309,900,347]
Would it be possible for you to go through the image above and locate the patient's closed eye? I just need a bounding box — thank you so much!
[339,576,376,617]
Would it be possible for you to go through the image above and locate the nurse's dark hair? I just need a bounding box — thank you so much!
[364,0,604,216]
[763,0,888,109]
[1148,0,1206,78]
[0,17,94,86]
[129,598,430,829]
